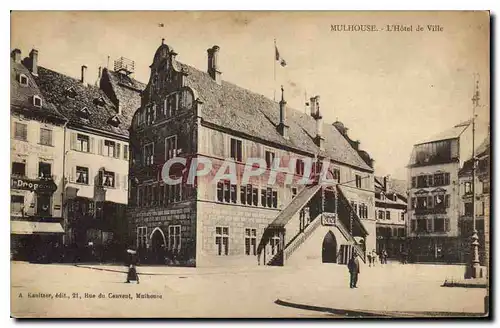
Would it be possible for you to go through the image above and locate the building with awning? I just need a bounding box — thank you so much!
[11,221,64,235]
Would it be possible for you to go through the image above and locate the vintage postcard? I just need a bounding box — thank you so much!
[10,11,490,318]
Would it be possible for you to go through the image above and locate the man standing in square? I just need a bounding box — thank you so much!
[348,252,360,288]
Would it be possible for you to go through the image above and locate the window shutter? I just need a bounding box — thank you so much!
[124,145,129,160]
[115,173,120,188]
[445,194,450,208]
[123,175,128,190]
[70,132,77,150]
[426,219,433,232]
[69,166,76,183]
[116,143,121,159]
[98,139,103,155]
[444,218,450,232]
[88,168,93,185]
[89,137,95,153]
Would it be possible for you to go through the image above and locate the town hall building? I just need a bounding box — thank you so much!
[127,40,377,267]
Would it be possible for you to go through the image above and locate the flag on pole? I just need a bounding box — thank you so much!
[275,45,287,67]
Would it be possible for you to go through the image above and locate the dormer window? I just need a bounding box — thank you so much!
[77,107,90,119]
[33,95,42,108]
[94,96,106,107]
[108,115,120,127]
[18,74,28,86]
[65,87,77,99]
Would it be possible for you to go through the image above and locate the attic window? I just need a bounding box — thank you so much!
[108,115,120,127]
[33,95,42,108]
[77,107,90,118]
[18,74,28,86]
[65,87,77,99]
[94,96,106,107]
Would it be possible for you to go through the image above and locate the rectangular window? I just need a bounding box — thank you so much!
[168,225,181,252]
[444,173,450,185]
[400,212,405,221]
[215,226,229,256]
[292,187,298,199]
[11,195,24,213]
[464,182,472,194]
[11,162,26,176]
[270,232,281,255]
[230,138,242,162]
[434,194,446,209]
[77,134,90,152]
[101,170,115,188]
[166,94,177,117]
[38,162,51,179]
[433,173,444,186]
[427,174,434,187]
[386,210,390,220]
[165,136,178,160]
[14,122,27,141]
[417,175,428,188]
[416,196,427,209]
[39,128,52,146]
[137,226,148,248]
[245,228,257,256]
[240,184,258,206]
[104,140,116,157]
[378,210,384,220]
[355,174,362,188]
[411,177,417,188]
[434,218,445,232]
[217,181,236,204]
[332,168,341,183]
[427,195,434,208]
[144,143,154,165]
[265,150,275,170]
[296,159,305,177]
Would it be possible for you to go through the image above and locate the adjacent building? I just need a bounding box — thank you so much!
[128,41,377,267]
[10,49,67,261]
[458,134,490,272]
[374,176,407,258]
[11,47,143,260]
[407,121,473,263]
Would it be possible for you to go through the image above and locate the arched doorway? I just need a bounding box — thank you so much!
[150,228,166,264]
[322,231,337,263]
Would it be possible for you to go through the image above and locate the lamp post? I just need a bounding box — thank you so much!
[469,76,480,278]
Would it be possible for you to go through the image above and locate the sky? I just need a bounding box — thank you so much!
[10,11,490,180]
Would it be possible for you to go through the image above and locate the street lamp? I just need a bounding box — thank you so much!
[468,76,480,279]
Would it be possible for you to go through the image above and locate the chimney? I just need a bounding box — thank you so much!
[28,49,38,76]
[207,45,222,84]
[313,96,325,150]
[353,140,360,150]
[98,66,102,80]
[310,97,316,117]
[11,49,21,63]
[383,176,388,191]
[277,86,289,139]
[81,65,88,85]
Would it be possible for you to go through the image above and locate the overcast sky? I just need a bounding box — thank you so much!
[11,11,490,179]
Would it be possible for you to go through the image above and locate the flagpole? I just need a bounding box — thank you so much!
[273,38,277,101]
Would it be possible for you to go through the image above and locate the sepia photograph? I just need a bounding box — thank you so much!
[9,10,490,318]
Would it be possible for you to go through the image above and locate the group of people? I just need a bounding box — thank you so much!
[366,249,388,267]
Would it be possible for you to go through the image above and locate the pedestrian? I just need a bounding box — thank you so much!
[347,253,360,288]
[371,249,377,267]
[382,250,388,264]
[367,251,373,267]
[126,249,139,284]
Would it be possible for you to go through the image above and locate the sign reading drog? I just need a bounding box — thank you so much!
[11,177,57,193]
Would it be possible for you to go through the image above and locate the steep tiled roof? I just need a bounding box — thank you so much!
[180,63,373,172]
[416,120,471,145]
[374,176,407,198]
[100,68,145,129]
[34,66,130,138]
[10,59,66,122]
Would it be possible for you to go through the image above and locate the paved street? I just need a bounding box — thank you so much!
[11,261,487,318]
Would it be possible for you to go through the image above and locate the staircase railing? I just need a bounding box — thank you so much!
[284,213,322,261]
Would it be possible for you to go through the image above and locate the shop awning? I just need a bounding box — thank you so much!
[11,221,64,235]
